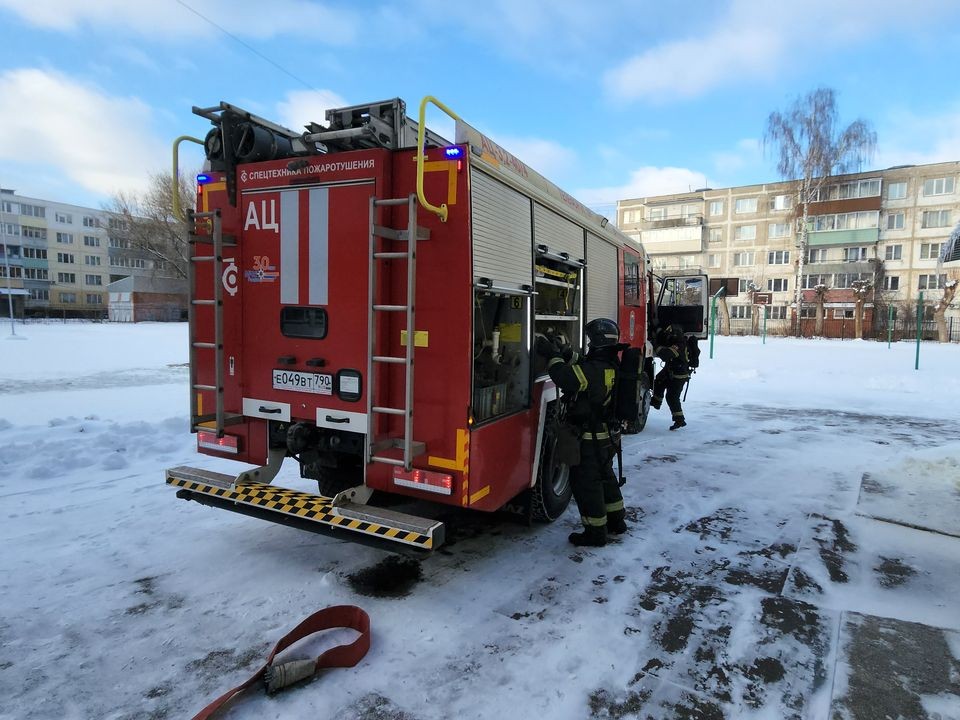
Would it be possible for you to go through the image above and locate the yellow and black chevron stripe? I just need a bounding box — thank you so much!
[167,476,435,548]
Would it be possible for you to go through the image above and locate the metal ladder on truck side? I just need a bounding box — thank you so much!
[186,209,241,436]
[367,194,430,471]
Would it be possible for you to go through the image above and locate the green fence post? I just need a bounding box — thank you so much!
[709,286,725,359]
[915,291,923,370]
[887,303,893,348]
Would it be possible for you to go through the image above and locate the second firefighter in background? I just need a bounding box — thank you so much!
[535,318,628,548]
[651,324,691,430]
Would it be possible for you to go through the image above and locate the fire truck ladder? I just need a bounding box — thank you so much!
[367,194,430,471]
[187,209,240,436]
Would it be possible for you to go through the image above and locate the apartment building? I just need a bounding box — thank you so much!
[617,161,960,338]
[0,189,166,318]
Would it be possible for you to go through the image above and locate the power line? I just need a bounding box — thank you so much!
[174,0,317,92]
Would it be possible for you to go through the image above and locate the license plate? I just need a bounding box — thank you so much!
[272,369,332,395]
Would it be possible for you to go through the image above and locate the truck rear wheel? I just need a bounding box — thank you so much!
[624,371,653,434]
[316,461,362,498]
[531,403,573,521]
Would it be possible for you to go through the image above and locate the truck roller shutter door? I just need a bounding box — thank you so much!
[533,203,584,260]
[471,170,533,290]
[585,233,618,323]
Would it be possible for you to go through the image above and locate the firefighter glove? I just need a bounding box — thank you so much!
[535,335,559,359]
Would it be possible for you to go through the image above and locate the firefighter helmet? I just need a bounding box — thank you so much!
[584,318,623,349]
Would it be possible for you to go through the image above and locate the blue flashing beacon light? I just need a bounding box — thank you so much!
[443,146,464,159]
[196,173,214,185]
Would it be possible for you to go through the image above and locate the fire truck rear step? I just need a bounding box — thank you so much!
[166,466,444,551]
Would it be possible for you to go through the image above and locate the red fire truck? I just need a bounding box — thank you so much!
[166,96,707,551]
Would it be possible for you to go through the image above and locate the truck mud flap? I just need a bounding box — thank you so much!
[166,466,444,552]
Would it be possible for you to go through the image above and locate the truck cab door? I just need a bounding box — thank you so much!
[655,273,708,339]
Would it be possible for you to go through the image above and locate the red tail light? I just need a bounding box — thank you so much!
[392,467,453,495]
[198,431,239,454]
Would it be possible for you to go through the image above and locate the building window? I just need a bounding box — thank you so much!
[884,245,902,260]
[738,278,750,293]
[707,253,721,268]
[25,268,49,280]
[768,250,790,265]
[922,177,955,196]
[109,237,131,249]
[20,203,46,218]
[23,247,47,259]
[82,216,99,228]
[730,305,752,319]
[921,209,951,229]
[84,274,103,286]
[920,242,942,260]
[0,265,23,279]
[2,223,20,236]
[812,210,879,231]
[799,307,817,318]
[734,197,758,214]
[887,181,907,199]
[770,194,792,211]
[84,256,101,266]
[885,212,904,230]
[29,288,49,300]
[55,212,73,224]
[57,252,75,264]
[882,276,899,291]
[708,227,723,243]
[86,293,104,305]
[60,292,77,303]
[83,235,100,247]
[648,207,666,221]
[57,272,76,284]
[0,244,19,259]
[768,222,790,239]
[708,200,724,216]
[765,305,787,320]
[808,248,827,263]
[734,225,756,241]
[22,226,47,240]
[843,247,868,262]
[56,232,73,244]
[108,218,128,231]
[918,274,947,290]
[833,272,870,289]
[833,308,855,319]
[767,278,789,292]
[0,200,16,213]
[732,251,755,266]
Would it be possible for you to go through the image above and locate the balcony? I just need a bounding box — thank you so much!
[805,227,879,248]
[642,214,703,230]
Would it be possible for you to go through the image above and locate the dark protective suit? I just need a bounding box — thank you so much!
[544,345,625,539]
[652,326,691,429]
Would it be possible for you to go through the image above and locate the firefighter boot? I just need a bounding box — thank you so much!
[650,397,662,410]
[669,418,687,431]
[607,509,627,534]
[568,524,607,547]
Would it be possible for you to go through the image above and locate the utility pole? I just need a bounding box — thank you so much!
[0,189,20,338]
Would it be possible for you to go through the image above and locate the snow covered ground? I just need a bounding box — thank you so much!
[1,323,959,720]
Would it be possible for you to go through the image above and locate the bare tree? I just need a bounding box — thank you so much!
[717,294,731,336]
[851,279,873,340]
[105,172,193,279]
[764,88,876,336]
[813,282,829,336]
[933,222,960,342]
[747,280,762,335]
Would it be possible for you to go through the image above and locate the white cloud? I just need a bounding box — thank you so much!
[0,0,358,41]
[877,105,960,168]
[576,166,710,207]
[712,138,761,176]
[0,68,167,198]
[275,89,349,131]
[495,136,577,180]
[603,0,959,103]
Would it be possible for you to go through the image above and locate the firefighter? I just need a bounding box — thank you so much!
[535,318,628,547]
[651,324,690,430]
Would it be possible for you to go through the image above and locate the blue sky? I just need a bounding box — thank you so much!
[2,0,960,219]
